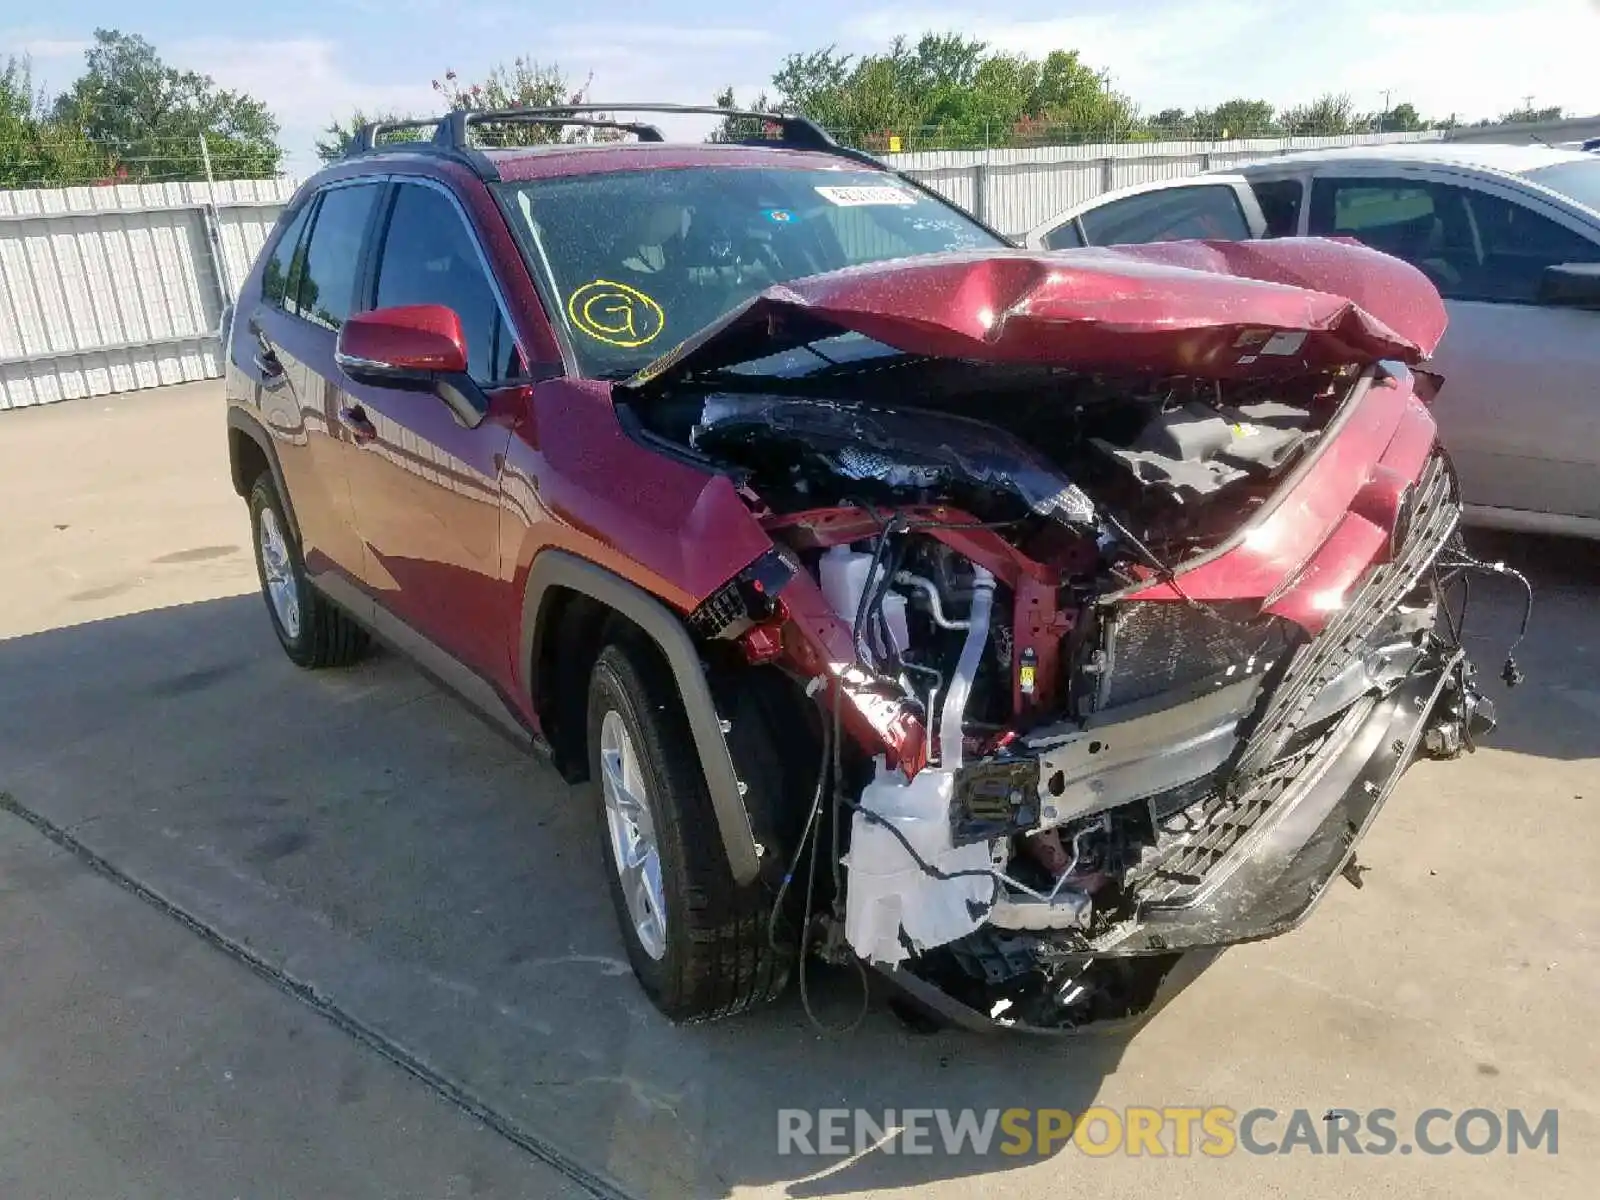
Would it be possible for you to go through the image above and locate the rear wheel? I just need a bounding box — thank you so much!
[247,473,369,669]
[587,636,789,1022]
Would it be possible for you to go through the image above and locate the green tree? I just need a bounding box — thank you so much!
[1,53,112,186]
[1495,103,1563,125]
[431,58,616,147]
[1378,101,1428,132]
[709,86,779,143]
[747,33,1138,150]
[315,108,432,163]
[1280,92,1360,135]
[50,30,281,180]
[1195,98,1277,138]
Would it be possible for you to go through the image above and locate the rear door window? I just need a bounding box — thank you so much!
[371,182,521,384]
[1078,184,1251,245]
[1309,176,1600,302]
[296,183,382,330]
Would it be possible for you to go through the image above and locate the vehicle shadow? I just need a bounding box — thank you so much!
[0,546,1593,1195]
[0,593,1134,1197]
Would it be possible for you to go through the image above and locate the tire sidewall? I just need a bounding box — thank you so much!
[586,647,697,1003]
[248,476,314,665]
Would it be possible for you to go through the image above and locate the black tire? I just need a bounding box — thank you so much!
[587,635,790,1022]
[247,473,369,669]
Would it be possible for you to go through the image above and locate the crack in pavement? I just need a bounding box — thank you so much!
[0,789,637,1200]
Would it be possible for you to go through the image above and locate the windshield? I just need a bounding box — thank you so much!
[496,166,1003,377]
[1524,159,1600,217]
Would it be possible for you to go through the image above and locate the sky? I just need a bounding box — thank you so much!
[7,0,1600,177]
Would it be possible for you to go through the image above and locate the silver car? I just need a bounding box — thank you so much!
[1025,144,1600,539]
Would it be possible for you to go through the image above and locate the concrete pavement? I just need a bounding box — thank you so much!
[0,802,596,1199]
[0,381,1596,1198]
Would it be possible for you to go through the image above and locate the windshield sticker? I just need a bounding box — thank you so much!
[764,208,794,223]
[567,280,666,349]
[815,185,917,208]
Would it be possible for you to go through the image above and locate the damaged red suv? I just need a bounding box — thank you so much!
[226,105,1505,1032]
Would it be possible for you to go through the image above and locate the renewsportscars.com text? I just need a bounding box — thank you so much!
[777,1106,1559,1158]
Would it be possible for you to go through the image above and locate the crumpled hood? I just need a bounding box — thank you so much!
[627,238,1448,387]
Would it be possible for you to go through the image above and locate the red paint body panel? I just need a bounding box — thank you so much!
[497,378,777,723]
[339,304,470,373]
[631,240,1449,388]
[488,143,862,182]
[339,379,518,687]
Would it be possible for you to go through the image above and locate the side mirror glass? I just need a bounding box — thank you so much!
[1537,262,1600,309]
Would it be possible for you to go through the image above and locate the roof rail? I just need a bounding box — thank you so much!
[426,103,841,153]
[350,104,843,161]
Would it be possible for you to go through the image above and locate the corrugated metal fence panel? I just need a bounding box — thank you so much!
[0,178,297,411]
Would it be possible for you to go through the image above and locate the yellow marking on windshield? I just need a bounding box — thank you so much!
[567,280,666,348]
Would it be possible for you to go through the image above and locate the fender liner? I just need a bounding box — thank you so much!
[226,406,303,548]
[521,550,761,885]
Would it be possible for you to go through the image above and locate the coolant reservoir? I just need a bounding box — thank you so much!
[819,546,908,656]
[843,759,995,966]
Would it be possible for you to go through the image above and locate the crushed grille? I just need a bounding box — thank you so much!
[1234,450,1458,778]
[1135,727,1331,906]
[1129,449,1460,907]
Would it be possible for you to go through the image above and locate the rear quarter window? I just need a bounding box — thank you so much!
[262,203,312,312]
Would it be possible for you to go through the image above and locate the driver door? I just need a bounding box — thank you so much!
[340,179,528,691]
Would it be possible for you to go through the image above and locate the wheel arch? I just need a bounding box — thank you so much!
[227,407,302,548]
[520,550,761,886]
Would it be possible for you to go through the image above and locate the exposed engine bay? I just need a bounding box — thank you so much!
[616,241,1522,1032]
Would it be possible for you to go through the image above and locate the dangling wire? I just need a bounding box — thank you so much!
[1436,546,1533,687]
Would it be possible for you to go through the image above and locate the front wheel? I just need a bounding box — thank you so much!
[587,637,788,1022]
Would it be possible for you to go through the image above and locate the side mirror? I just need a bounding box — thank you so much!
[336,304,486,427]
[1537,262,1600,310]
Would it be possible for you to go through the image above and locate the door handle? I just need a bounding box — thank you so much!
[253,346,287,390]
[338,405,378,445]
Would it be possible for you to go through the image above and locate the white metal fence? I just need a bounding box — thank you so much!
[0,130,1439,411]
[0,178,295,410]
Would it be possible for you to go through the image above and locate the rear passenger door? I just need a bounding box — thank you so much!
[341,178,528,689]
[244,180,384,586]
[1306,171,1600,520]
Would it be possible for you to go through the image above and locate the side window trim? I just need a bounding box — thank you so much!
[266,178,385,327]
[370,175,530,384]
[260,196,315,314]
[285,196,317,316]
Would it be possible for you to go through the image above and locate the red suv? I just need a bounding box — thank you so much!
[227,105,1504,1032]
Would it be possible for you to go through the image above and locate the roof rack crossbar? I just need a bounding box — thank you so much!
[349,117,445,154]
[437,110,667,146]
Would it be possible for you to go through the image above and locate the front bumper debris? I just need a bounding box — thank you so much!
[879,643,1490,1034]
